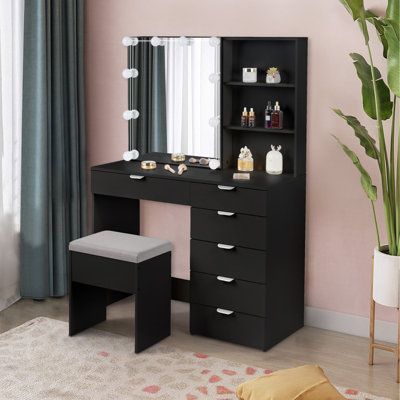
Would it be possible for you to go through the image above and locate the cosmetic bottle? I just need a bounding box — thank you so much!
[248,108,256,128]
[238,146,254,172]
[271,101,283,129]
[240,107,248,127]
[264,101,273,129]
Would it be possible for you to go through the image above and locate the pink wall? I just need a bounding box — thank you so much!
[85,0,395,321]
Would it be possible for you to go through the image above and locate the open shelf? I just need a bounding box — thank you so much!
[225,125,295,134]
[224,81,295,88]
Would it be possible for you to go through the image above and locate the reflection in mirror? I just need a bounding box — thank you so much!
[128,37,220,160]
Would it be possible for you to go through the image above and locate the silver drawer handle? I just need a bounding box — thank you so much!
[217,211,235,217]
[129,175,145,180]
[217,185,236,191]
[217,276,235,283]
[216,308,234,315]
[217,243,235,250]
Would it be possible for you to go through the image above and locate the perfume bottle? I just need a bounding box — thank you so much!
[238,146,254,171]
[240,107,248,127]
[271,101,283,129]
[248,108,256,128]
[264,101,273,128]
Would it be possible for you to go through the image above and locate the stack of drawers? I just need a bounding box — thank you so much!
[189,182,269,350]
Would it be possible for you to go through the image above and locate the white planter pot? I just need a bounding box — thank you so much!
[373,246,400,308]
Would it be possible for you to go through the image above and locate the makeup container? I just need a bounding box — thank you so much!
[141,160,157,170]
[171,153,185,162]
[237,146,254,172]
[242,68,257,83]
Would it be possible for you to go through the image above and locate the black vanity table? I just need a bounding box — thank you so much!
[91,37,307,351]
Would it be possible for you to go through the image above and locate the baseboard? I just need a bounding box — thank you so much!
[305,306,397,344]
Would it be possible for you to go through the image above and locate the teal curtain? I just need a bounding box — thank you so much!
[129,38,167,153]
[20,0,86,298]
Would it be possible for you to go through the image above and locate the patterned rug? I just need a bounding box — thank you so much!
[0,317,389,400]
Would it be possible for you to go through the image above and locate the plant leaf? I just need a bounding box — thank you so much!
[333,135,378,201]
[386,0,399,21]
[340,0,365,20]
[350,53,393,120]
[383,20,400,96]
[333,109,379,159]
[365,10,388,57]
[340,0,369,43]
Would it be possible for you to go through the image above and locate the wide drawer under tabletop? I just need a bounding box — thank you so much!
[92,170,190,205]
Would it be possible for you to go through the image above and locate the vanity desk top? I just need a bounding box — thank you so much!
[92,159,296,192]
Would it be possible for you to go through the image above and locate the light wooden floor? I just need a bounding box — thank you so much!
[0,297,398,399]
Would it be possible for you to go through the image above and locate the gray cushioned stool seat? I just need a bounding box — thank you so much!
[69,230,172,264]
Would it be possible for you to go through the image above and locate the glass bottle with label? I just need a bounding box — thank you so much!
[264,101,273,129]
[271,101,283,129]
[248,108,256,128]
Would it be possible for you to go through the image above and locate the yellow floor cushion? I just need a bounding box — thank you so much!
[236,365,345,400]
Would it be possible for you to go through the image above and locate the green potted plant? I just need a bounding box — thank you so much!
[334,0,399,310]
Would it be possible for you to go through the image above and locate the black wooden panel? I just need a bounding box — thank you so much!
[191,239,266,284]
[191,208,267,250]
[190,303,266,350]
[135,252,171,353]
[92,171,190,205]
[93,194,139,234]
[190,272,266,317]
[71,252,136,294]
[190,183,267,216]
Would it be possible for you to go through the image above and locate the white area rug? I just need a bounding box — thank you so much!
[0,317,390,400]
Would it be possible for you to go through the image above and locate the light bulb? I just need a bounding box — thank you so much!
[178,36,189,46]
[122,68,139,79]
[209,159,220,170]
[123,109,140,120]
[122,36,139,47]
[209,36,220,47]
[123,149,140,161]
[151,36,162,47]
[209,72,220,83]
[209,116,220,127]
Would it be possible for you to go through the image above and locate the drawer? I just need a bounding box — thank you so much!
[191,208,266,250]
[191,183,267,216]
[92,171,190,205]
[190,272,266,317]
[191,239,266,284]
[190,303,266,350]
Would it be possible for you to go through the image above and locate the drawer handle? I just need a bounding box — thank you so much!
[129,175,145,180]
[217,276,235,283]
[216,308,235,316]
[217,211,235,217]
[217,243,235,250]
[217,185,236,191]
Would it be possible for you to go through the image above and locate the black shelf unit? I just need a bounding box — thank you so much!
[221,37,307,176]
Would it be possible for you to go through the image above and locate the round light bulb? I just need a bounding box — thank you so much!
[122,68,139,79]
[209,36,220,47]
[123,149,140,161]
[123,109,140,120]
[178,36,189,46]
[209,159,220,170]
[151,36,162,47]
[209,72,220,83]
[122,36,139,47]
[209,116,220,127]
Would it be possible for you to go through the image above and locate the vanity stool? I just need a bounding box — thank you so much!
[68,230,172,353]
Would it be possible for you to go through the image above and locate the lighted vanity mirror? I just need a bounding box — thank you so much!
[125,36,221,161]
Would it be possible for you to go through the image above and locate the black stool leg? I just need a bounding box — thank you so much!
[69,281,107,336]
[134,252,171,353]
